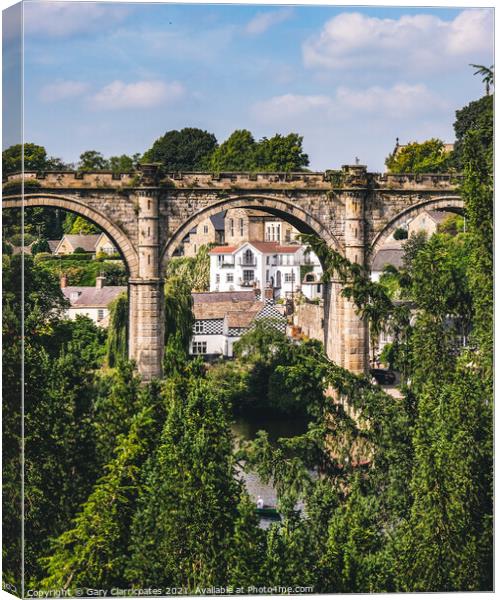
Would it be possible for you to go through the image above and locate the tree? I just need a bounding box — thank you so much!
[254,133,309,172]
[78,150,109,171]
[453,95,493,169]
[106,293,129,368]
[208,129,257,171]
[3,143,48,174]
[127,377,240,589]
[164,276,194,353]
[30,238,50,255]
[108,154,141,174]
[143,128,217,172]
[40,405,158,591]
[470,64,494,96]
[385,139,452,173]
[69,215,100,234]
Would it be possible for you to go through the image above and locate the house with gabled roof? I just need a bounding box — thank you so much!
[53,232,117,256]
[209,240,322,299]
[190,290,286,358]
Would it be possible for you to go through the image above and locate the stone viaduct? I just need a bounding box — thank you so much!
[2,164,464,380]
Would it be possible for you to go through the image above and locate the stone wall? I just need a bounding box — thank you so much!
[293,302,324,343]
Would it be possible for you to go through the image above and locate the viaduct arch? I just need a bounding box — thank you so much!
[2,164,463,380]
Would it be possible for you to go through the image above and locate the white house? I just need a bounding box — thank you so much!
[190,290,286,358]
[61,275,126,327]
[209,241,322,299]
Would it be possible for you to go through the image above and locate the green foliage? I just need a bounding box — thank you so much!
[209,129,257,171]
[453,94,493,168]
[2,178,42,194]
[460,130,493,378]
[69,215,100,234]
[385,139,452,173]
[108,153,140,174]
[106,293,129,368]
[254,133,309,171]
[393,227,408,240]
[127,377,240,589]
[78,150,109,171]
[208,130,309,172]
[38,255,127,286]
[164,276,194,353]
[3,143,47,174]
[40,405,157,590]
[31,238,50,255]
[143,128,218,171]
[166,244,210,291]
[437,213,465,236]
[470,64,494,96]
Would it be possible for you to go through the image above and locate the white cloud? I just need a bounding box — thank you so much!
[24,2,130,37]
[252,94,332,121]
[88,80,185,110]
[252,83,448,124]
[246,9,293,35]
[335,83,449,116]
[303,9,493,72]
[39,80,89,102]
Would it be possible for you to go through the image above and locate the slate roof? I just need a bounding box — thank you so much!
[63,285,126,308]
[57,234,101,252]
[372,248,404,271]
[210,211,226,231]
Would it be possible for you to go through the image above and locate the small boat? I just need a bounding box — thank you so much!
[256,505,281,520]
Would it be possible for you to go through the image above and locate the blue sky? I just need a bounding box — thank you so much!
[15,2,495,171]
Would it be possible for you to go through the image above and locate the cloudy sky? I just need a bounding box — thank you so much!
[12,1,496,170]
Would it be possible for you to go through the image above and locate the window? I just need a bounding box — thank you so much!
[317,284,322,293]
[239,218,244,236]
[243,270,254,283]
[276,224,281,241]
[266,256,270,265]
[204,225,209,234]
[192,341,207,355]
[97,309,105,320]
[285,273,294,283]
[243,249,254,265]
[266,269,269,282]
[215,274,220,284]
[229,218,234,237]
[226,273,234,283]
[194,321,204,334]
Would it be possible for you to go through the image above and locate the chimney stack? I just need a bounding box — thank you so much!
[60,274,68,288]
[95,275,106,289]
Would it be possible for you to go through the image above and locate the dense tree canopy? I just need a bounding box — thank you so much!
[385,138,452,173]
[143,127,218,171]
[2,143,69,175]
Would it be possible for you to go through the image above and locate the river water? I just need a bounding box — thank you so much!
[231,413,309,510]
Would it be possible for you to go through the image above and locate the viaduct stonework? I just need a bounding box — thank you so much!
[3,164,464,380]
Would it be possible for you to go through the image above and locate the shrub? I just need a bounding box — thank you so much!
[393,227,409,240]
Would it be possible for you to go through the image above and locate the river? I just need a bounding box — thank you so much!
[231,413,309,521]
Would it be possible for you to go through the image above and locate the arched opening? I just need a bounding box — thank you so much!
[159,194,343,368]
[2,193,138,365]
[369,196,464,263]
